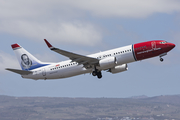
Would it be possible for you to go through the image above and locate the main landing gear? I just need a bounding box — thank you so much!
[92,67,102,79]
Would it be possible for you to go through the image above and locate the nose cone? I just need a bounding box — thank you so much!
[167,43,176,51]
[168,43,176,50]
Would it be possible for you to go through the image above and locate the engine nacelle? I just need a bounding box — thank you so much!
[109,64,128,74]
[99,57,116,70]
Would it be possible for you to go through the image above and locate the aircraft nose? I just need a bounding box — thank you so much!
[167,42,175,50]
[169,43,175,48]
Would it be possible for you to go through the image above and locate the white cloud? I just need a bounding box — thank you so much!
[0,0,180,46]
[1,0,180,19]
[0,20,102,46]
[1,0,179,19]
[0,0,102,46]
[0,51,20,73]
[71,0,180,18]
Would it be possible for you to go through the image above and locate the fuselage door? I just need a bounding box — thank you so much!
[42,68,46,76]
[151,41,156,50]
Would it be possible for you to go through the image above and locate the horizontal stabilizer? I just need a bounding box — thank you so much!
[6,68,33,75]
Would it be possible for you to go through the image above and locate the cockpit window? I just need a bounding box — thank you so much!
[160,41,167,44]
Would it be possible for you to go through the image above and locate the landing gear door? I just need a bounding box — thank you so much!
[42,68,46,76]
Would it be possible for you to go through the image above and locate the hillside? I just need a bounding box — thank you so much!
[0,95,180,120]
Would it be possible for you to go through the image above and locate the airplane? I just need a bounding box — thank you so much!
[6,39,175,80]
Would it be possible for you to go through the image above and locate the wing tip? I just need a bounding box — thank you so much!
[44,39,53,48]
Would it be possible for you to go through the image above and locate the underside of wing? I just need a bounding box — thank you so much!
[6,68,33,75]
[44,39,99,67]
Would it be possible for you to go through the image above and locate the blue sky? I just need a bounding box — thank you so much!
[0,0,180,98]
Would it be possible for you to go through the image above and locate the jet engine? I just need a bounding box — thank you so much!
[99,57,117,70]
[109,64,128,74]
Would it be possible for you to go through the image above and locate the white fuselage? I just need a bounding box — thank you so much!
[8,40,175,80]
[22,45,135,80]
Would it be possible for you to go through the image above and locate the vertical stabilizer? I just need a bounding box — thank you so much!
[11,44,49,71]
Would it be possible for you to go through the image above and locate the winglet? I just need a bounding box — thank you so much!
[44,39,54,49]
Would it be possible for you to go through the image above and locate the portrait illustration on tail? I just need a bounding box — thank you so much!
[21,54,32,70]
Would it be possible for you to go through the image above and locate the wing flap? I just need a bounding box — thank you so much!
[6,68,33,75]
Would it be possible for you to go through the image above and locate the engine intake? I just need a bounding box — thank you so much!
[99,57,116,70]
[109,64,128,74]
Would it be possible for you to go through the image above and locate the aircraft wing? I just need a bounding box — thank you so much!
[6,68,33,75]
[44,39,99,66]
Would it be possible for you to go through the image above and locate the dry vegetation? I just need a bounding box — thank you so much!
[0,95,180,120]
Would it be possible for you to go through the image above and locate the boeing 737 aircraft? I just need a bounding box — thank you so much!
[6,39,175,80]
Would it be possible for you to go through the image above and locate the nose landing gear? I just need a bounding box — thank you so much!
[160,58,164,62]
[159,53,167,62]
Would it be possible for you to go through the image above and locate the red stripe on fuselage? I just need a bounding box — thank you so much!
[133,40,173,61]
